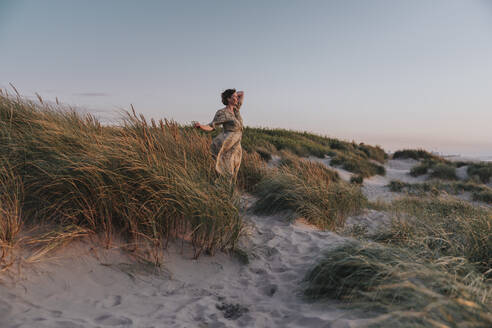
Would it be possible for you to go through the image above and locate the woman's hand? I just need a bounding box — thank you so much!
[193,122,214,132]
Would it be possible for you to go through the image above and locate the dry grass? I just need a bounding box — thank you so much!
[388,180,492,205]
[0,165,23,272]
[392,149,443,161]
[382,197,492,275]
[304,241,492,327]
[253,153,365,230]
[241,127,387,177]
[0,93,243,264]
[305,196,492,327]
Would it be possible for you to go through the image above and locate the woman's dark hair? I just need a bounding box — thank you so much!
[221,89,236,105]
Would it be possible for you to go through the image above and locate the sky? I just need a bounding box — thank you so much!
[1,0,491,157]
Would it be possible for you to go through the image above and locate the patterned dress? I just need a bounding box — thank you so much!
[208,100,243,179]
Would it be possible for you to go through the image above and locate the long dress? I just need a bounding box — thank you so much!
[208,101,243,180]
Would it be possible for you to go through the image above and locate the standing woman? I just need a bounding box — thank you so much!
[194,89,244,181]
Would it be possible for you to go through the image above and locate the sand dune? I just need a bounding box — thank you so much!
[0,159,485,327]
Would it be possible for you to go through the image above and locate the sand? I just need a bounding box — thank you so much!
[1,196,359,328]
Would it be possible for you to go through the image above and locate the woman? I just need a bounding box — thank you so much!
[194,89,244,181]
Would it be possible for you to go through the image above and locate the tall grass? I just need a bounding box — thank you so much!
[241,127,387,177]
[382,197,492,274]
[0,165,23,271]
[330,152,386,177]
[388,180,492,205]
[392,149,442,161]
[304,241,492,327]
[468,162,492,184]
[253,154,365,230]
[237,151,269,192]
[305,195,492,326]
[0,93,243,261]
[429,163,457,180]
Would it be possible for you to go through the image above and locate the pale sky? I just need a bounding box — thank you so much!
[1,0,491,156]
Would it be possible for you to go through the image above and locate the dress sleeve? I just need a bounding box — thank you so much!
[208,110,228,129]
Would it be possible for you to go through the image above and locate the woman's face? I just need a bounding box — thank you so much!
[228,92,238,106]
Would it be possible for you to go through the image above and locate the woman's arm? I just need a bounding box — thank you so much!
[235,91,244,110]
[194,122,214,132]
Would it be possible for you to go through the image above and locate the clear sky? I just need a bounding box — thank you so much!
[1,0,491,156]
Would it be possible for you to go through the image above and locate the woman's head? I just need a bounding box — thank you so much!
[221,89,237,106]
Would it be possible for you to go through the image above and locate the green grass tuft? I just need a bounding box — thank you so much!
[467,163,492,184]
[253,155,365,230]
[429,163,457,180]
[392,149,442,161]
[304,241,492,327]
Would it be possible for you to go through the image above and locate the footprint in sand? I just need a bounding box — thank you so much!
[101,295,122,308]
[263,284,278,297]
[54,320,85,328]
[94,314,133,326]
[50,310,63,318]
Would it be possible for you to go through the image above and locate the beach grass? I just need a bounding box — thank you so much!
[252,153,365,230]
[0,93,243,262]
[241,127,387,177]
[304,241,492,327]
[388,180,492,205]
[1,92,384,262]
[392,149,442,161]
[468,162,492,184]
[382,197,492,274]
[305,196,492,327]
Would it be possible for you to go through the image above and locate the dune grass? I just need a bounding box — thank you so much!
[0,91,390,264]
[409,162,430,177]
[330,152,386,177]
[305,196,492,327]
[241,127,387,177]
[0,165,23,271]
[0,93,243,262]
[468,162,492,184]
[392,149,442,161]
[252,153,365,230]
[429,163,457,180]
[236,150,269,192]
[304,241,492,327]
[382,197,492,274]
[409,160,458,180]
[388,180,492,204]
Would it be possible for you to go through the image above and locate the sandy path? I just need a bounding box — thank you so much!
[1,197,357,328]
